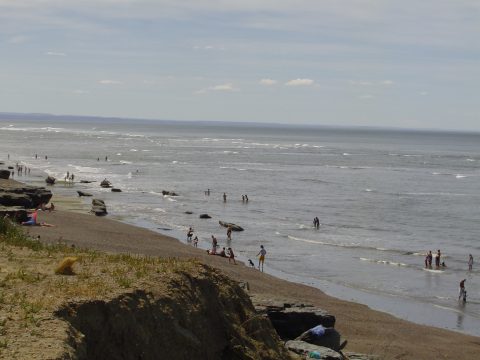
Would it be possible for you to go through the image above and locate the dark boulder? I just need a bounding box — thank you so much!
[80,180,95,184]
[185,211,193,214]
[91,199,107,216]
[100,179,112,188]
[7,166,14,170]
[296,328,347,353]
[254,302,335,340]
[77,191,93,197]
[45,176,56,185]
[0,170,10,179]
[162,190,178,196]
[199,214,212,219]
[219,221,244,231]
[111,188,122,192]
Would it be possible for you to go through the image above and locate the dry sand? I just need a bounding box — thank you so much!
[25,209,480,359]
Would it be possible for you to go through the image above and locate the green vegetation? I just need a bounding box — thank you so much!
[0,217,44,251]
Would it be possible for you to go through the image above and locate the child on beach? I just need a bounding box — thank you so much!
[193,236,198,248]
[257,245,266,272]
[187,227,193,242]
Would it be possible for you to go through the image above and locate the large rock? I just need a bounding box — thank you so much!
[296,327,347,352]
[285,340,343,360]
[0,182,53,209]
[162,190,178,196]
[0,170,10,179]
[91,199,107,216]
[45,176,56,185]
[199,214,212,219]
[77,191,93,197]
[219,221,244,231]
[255,303,335,340]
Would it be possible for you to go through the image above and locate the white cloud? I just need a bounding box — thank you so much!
[259,78,277,86]
[98,80,122,85]
[195,83,238,94]
[212,83,236,91]
[45,51,66,56]
[285,78,314,87]
[419,91,428,96]
[381,80,394,86]
[73,89,88,94]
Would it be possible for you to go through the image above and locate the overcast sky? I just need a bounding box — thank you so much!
[0,1,478,130]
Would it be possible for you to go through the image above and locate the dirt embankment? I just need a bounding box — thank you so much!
[0,239,290,360]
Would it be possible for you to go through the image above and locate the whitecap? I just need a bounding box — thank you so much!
[455,174,466,179]
[129,149,138,152]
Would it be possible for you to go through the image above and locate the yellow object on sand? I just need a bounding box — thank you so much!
[55,257,79,275]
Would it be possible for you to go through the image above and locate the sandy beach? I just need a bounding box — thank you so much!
[24,207,480,360]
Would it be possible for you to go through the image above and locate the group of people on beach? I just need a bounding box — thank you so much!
[186,187,267,271]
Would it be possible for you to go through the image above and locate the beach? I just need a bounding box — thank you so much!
[22,204,479,359]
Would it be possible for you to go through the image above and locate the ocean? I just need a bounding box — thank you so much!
[1,116,479,336]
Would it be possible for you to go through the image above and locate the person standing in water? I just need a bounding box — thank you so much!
[435,249,441,268]
[468,254,473,271]
[459,279,467,302]
[227,226,232,241]
[223,192,227,202]
[257,245,266,272]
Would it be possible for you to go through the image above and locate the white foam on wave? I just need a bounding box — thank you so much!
[129,149,138,152]
[119,160,132,164]
[466,159,475,162]
[153,208,166,212]
[69,164,103,174]
[148,191,164,196]
[359,257,408,267]
[455,174,467,179]
[365,189,373,192]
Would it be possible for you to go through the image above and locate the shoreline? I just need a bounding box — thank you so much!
[19,196,480,359]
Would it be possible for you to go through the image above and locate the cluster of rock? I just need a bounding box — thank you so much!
[254,301,377,360]
[0,182,52,209]
[0,180,53,221]
[91,199,107,216]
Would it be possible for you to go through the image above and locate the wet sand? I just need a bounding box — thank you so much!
[24,208,480,360]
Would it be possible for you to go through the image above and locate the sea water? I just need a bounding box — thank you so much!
[0,116,479,336]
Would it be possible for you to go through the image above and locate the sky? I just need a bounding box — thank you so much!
[0,0,479,130]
